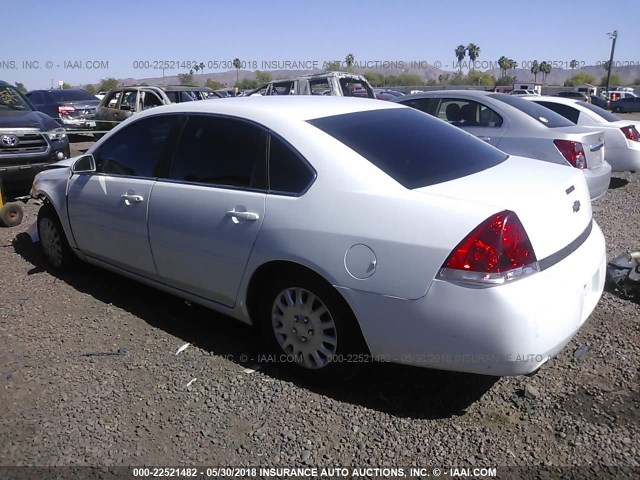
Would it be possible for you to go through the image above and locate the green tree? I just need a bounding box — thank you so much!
[495,75,517,86]
[467,70,496,86]
[530,60,540,82]
[62,83,72,89]
[84,84,97,94]
[466,43,480,70]
[233,58,242,85]
[255,70,273,85]
[178,73,194,85]
[569,59,580,71]
[237,78,259,90]
[363,72,384,87]
[455,45,466,73]
[206,79,225,90]
[396,73,424,86]
[345,53,355,72]
[564,72,596,87]
[98,77,118,92]
[14,82,27,93]
[324,61,341,71]
[600,73,623,87]
[507,59,518,75]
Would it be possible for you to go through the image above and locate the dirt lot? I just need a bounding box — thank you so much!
[1,130,639,479]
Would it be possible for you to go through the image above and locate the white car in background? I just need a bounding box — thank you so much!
[30,97,605,382]
[525,96,640,172]
[509,89,539,96]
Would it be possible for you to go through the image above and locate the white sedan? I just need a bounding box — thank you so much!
[30,97,606,382]
[524,95,640,172]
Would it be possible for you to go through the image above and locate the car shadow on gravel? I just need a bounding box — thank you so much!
[609,177,629,189]
[13,232,498,419]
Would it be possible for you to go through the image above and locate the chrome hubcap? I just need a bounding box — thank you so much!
[39,218,63,267]
[271,287,337,369]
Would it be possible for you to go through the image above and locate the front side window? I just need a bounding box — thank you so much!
[119,90,138,111]
[169,115,267,189]
[93,115,180,177]
[104,91,121,108]
[436,99,503,127]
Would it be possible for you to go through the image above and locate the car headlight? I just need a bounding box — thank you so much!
[47,127,67,141]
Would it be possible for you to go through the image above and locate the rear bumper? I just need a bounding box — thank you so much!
[584,161,611,200]
[339,221,606,376]
[606,144,640,172]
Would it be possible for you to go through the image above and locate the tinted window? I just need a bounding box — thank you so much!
[398,97,438,115]
[26,92,45,104]
[268,135,315,194]
[435,99,504,127]
[48,89,97,101]
[94,115,180,177]
[577,101,620,122]
[534,101,580,124]
[489,94,574,128]
[308,108,508,189]
[170,115,267,189]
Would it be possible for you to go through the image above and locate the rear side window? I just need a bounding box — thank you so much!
[489,94,574,127]
[578,101,620,122]
[94,114,180,177]
[169,115,267,189]
[534,101,580,124]
[268,135,315,194]
[398,97,438,115]
[308,108,508,189]
[49,90,97,101]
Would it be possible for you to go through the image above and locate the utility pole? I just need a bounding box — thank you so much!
[604,30,618,97]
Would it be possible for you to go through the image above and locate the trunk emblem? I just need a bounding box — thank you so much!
[573,200,581,213]
[589,142,604,152]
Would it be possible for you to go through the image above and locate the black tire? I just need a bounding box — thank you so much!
[37,203,76,271]
[0,202,24,227]
[257,270,367,384]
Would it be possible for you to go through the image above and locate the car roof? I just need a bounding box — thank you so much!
[526,95,580,106]
[134,96,402,122]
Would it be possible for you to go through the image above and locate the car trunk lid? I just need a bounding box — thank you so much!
[551,126,605,169]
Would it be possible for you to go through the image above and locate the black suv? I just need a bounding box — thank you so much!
[0,81,70,197]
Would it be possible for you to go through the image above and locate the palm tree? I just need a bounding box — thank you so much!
[539,61,551,85]
[345,53,355,72]
[233,58,241,85]
[530,60,540,82]
[466,43,480,71]
[508,58,518,76]
[455,45,466,73]
[569,59,579,71]
[498,56,509,78]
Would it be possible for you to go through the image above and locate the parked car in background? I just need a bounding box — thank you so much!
[523,96,640,172]
[0,80,69,198]
[31,97,605,381]
[590,95,610,110]
[610,96,640,113]
[94,85,219,135]
[607,91,637,103]
[556,91,590,102]
[248,72,375,98]
[509,89,538,96]
[373,88,405,101]
[393,91,611,200]
[26,89,100,132]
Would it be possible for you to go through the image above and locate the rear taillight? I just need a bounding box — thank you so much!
[58,105,75,116]
[554,140,587,169]
[438,211,539,286]
[620,125,640,142]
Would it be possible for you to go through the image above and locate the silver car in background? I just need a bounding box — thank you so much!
[394,91,611,201]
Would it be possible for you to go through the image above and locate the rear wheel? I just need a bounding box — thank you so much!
[258,271,366,384]
[38,203,76,270]
[0,202,24,227]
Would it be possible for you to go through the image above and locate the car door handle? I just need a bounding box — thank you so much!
[478,136,491,142]
[121,193,144,205]
[227,210,260,221]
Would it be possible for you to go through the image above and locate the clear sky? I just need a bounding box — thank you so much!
[2,0,637,89]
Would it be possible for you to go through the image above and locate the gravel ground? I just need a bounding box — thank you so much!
[1,136,639,479]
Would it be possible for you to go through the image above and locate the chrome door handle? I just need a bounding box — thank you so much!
[121,193,144,205]
[478,136,491,142]
[227,210,260,221]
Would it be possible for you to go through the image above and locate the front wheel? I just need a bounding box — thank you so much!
[258,271,366,383]
[38,203,76,270]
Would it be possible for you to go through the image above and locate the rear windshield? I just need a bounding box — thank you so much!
[578,101,620,122]
[49,89,97,101]
[489,94,574,128]
[308,108,508,189]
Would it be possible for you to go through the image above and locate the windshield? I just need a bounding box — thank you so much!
[308,108,508,189]
[49,89,98,101]
[578,101,620,123]
[489,93,575,128]
[0,86,33,112]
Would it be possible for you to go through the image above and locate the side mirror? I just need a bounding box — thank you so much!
[71,154,96,174]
